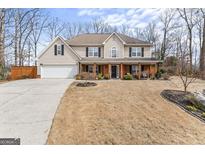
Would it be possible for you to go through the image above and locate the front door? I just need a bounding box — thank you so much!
[111,65,117,78]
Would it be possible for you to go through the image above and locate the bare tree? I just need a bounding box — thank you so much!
[12,9,39,66]
[118,24,133,36]
[177,57,197,92]
[30,10,48,65]
[200,9,205,79]
[177,8,197,72]
[46,17,65,41]
[159,9,177,60]
[0,9,5,67]
[140,22,160,52]
[175,27,196,92]
[63,22,83,39]
[91,18,104,33]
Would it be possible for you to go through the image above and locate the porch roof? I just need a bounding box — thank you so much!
[79,58,162,64]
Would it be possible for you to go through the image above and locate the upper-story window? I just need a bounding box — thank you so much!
[88,47,98,57]
[57,45,62,54]
[131,47,142,57]
[54,44,64,56]
[111,47,117,58]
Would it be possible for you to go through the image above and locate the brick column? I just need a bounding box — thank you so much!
[108,64,111,79]
[93,63,97,79]
[138,63,141,80]
[120,63,124,79]
[155,63,158,74]
[79,63,83,74]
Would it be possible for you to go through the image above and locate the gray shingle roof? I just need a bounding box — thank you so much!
[66,33,152,46]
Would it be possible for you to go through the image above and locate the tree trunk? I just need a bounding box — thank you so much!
[189,30,193,72]
[160,30,167,60]
[14,12,19,66]
[0,9,5,67]
[34,42,37,66]
[200,16,205,79]
[28,40,31,66]
[184,86,187,92]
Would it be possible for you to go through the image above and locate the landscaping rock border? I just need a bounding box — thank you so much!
[160,89,205,123]
[76,82,97,87]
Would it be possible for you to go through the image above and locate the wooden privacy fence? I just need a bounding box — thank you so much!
[11,66,37,80]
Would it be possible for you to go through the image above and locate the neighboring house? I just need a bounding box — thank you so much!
[38,32,161,79]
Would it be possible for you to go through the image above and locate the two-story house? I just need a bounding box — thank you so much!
[38,32,161,79]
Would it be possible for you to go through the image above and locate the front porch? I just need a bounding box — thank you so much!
[79,63,158,80]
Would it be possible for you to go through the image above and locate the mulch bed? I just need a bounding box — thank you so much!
[76,82,97,87]
[161,89,205,123]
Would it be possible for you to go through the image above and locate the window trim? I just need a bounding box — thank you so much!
[57,44,62,55]
[131,47,142,57]
[111,47,117,58]
[88,65,93,73]
[88,47,98,57]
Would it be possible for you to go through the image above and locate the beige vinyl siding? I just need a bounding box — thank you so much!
[144,47,151,57]
[38,38,78,65]
[124,46,151,58]
[104,34,124,58]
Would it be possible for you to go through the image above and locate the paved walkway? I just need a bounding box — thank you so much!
[0,79,73,144]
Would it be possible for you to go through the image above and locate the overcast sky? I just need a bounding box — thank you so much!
[46,8,163,28]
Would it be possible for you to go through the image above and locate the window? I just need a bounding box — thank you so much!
[57,45,62,55]
[131,47,141,57]
[111,47,117,58]
[88,65,93,73]
[54,44,64,56]
[88,47,98,57]
[131,65,136,73]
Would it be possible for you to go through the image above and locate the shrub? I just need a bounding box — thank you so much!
[97,73,103,80]
[186,95,205,112]
[159,68,166,74]
[104,73,110,80]
[155,71,161,79]
[21,75,30,79]
[0,75,3,80]
[79,72,95,80]
[166,66,177,75]
[161,73,170,80]
[202,112,205,118]
[75,74,81,80]
[150,75,155,80]
[6,74,11,81]
[124,73,133,80]
[186,105,197,112]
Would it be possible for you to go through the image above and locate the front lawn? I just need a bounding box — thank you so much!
[47,79,205,144]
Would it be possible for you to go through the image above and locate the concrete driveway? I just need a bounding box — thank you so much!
[0,79,73,144]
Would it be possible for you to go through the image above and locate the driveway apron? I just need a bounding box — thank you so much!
[0,79,73,144]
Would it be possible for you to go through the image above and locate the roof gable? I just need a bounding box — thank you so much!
[38,36,81,59]
[102,32,126,45]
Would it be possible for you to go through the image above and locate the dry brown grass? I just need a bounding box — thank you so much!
[0,80,8,84]
[47,77,205,144]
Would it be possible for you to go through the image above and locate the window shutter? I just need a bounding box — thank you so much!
[98,65,101,73]
[129,65,132,73]
[129,47,132,57]
[86,47,88,57]
[54,45,57,55]
[141,47,144,57]
[86,65,88,72]
[61,45,64,55]
[98,47,101,57]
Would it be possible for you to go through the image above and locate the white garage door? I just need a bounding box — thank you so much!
[41,65,77,79]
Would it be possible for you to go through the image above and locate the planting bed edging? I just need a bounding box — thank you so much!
[160,90,205,123]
